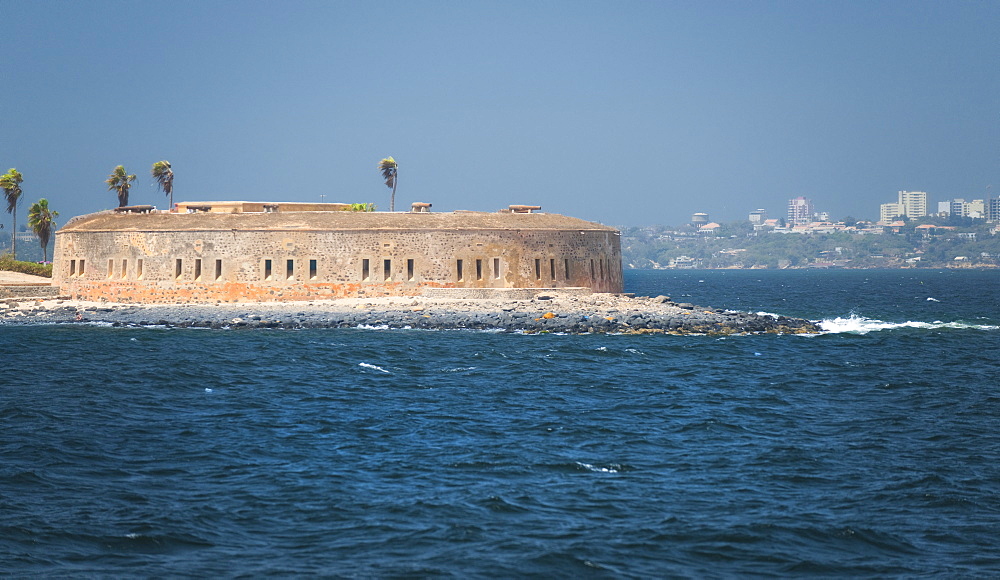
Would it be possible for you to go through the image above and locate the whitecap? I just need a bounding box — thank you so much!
[576,461,620,473]
[358,362,391,373]
[927,297,940,302]
[818,314,999,334]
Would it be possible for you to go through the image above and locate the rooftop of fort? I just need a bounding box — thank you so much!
[57,201,619,234]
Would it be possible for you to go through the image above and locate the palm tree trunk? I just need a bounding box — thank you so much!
[391,178,397,212]
[11,207,16,259]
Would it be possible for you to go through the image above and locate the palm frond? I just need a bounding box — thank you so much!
[378,157,397,189]
[1,168,24,214]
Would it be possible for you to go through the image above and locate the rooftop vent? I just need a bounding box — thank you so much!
[411,202,432,213]
[509,205,541,214]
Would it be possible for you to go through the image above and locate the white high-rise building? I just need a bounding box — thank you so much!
[897,191,927,218]
[881,191,927,221]
[880,203,905,223]
[787,197,813,226]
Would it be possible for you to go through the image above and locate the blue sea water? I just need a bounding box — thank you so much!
[2,269,999,577]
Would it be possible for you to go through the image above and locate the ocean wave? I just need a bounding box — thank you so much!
[819,314,999,334]
[358,362,391,373]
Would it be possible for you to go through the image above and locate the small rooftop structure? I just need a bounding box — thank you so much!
[173,201,353,213]
[113,205,155,214]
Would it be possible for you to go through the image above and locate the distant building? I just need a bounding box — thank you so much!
[942,198,987,219]
[691,213,709,227]
[898,191,928,218]
[880,202,905,223]
[937,201,952,215]
[988,197,1000,222]
[748,209,767,224]
[787,197,813,226]
[698,222,721,234]
[880,190,927,222]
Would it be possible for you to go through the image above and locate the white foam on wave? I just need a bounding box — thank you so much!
[358,362,391,373]
[576,462,620,473]
[818,314,999,334]
[444,366,477,373]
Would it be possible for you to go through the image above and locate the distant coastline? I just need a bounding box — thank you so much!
[626,263,999,270]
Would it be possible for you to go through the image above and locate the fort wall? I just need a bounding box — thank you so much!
[53,208,623,303]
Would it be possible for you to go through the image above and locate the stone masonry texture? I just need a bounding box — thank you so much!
[53,209,624,303]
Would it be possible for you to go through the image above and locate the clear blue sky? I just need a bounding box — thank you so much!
[3,0,997,227]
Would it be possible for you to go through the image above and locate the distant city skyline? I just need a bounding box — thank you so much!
[685,187,999,228]
[2,1,998,228]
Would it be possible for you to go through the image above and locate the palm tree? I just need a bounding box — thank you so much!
[106,165,137,207]
[27,198,58,262]
[1,168,24,258]
[151,160,174,209]
[378,156,398,211]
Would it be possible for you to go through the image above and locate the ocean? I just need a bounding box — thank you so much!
[2,269,999,577]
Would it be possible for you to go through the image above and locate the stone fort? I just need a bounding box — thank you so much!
[52,201,623,303]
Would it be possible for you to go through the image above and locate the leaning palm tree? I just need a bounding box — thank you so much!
[151,160,174,209]
[378,156,398,212]
[1,168,24,258]
[27,198,58,262]
[106,165,137,207]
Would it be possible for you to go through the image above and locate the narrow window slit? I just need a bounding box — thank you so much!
[194,259,202,281]
[476,259,483,281]
[362,259,370,281]
[309,259,317,280]
[407,259,414,281]
[384,259,391,281]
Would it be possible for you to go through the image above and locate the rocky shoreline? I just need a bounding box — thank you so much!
[0,293,821,334]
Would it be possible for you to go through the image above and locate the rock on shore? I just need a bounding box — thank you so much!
[0,293,821,334]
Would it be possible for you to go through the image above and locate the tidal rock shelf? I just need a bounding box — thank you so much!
[1,294,821,335]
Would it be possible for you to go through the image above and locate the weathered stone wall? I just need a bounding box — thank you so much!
[0,284,61,300]
[53,215,623,303]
